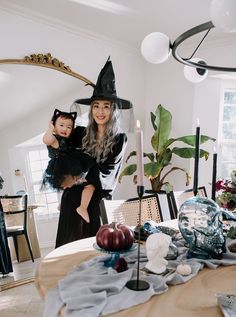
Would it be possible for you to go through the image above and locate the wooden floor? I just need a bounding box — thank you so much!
[0,247,53,317]
[0,282,44,317]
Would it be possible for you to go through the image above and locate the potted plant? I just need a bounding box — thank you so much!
[118,104,215,192]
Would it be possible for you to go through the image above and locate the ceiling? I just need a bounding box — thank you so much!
[0,0,224,48]
[0,0,235,134]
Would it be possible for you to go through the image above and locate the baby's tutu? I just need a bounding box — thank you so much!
[41,149,94,190]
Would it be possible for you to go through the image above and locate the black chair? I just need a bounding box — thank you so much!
[100,194,163,226]
[0,195,34,262]
[155,190,178,220]
[171,186,208,215]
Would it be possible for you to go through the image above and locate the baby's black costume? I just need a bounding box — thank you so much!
[42,134,94,190]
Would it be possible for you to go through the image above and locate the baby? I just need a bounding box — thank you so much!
[42,108,95,223]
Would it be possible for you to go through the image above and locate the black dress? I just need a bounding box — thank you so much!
[42,135,94,190]
[55,126,127,248]
[0,201,13,275]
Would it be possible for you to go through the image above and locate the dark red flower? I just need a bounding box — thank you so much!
[216,180,225,191]
[114,257,128,273]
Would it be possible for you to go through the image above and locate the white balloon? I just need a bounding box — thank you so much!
[183,58,208,83]
[210,0,236,33]
[141,32,170,64]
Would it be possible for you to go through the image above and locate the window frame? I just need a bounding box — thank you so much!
[24,144,60,219]
[218,82,236,179]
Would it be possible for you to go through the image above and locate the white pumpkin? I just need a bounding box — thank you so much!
[176,263,192,276]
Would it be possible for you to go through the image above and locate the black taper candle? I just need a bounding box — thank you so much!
[193,126,200,196]
[211,152,217,201]
[125,185,150,291]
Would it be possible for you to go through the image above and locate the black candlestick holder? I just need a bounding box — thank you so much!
[126,185,150,291]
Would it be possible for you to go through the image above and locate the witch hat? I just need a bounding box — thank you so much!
[74,57,132,109]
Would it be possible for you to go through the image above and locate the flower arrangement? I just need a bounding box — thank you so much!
[216,170,236,211]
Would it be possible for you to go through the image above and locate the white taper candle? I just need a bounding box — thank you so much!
[136,120,144,186]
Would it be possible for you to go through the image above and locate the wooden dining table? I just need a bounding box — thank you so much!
[35,220,236,317]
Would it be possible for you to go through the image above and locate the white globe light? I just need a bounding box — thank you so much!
[183,58,208,83]
[210,0,236,33]
[141,32,170,64]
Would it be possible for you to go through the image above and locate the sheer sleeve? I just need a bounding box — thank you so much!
[97,133,128,197]
[71,129,127,197]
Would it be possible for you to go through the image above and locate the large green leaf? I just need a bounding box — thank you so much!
[158,135,215,152]
[144,152,155,162]
[172,147,210,160]
[125,151,136,163]
[172,147,195,158]
[175,135,216,146]
[125,151,155,163]
[160,166,191,187]
[150,112,157,130]
[159,148,172,167]
[118,164,136,182]
[151,105,172,154]
[144,162,163,178]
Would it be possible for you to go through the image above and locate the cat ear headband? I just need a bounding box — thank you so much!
[52,108,77,125]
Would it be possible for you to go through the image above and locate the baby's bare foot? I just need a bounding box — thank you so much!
[76,206,90,223]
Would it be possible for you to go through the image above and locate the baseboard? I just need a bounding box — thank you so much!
[0,277,34,292]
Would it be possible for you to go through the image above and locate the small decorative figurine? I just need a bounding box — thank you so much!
[145,232,171,274]
[176,263,192,276]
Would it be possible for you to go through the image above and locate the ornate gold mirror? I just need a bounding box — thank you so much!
[0,52,93,84]
[0,53,93,290]
[0,52,94,133]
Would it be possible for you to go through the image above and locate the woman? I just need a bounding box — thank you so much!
[0,177,13,275]
[55,58,133,247]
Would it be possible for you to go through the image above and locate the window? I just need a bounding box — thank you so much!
[27,146,60,217]
[219,88,236,178]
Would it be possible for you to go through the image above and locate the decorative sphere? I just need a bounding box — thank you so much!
[210,0,236,33]
[178,197,225,259]
[141,32,170,64]
[183,58,208,83]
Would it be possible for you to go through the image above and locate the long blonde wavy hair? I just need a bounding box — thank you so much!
[82,102,121,163]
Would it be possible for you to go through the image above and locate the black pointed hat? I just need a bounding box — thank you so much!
[74,57,133,109]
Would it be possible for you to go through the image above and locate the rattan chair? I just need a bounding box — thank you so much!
[100,194,163,226]
[0,195,34,262]
[172,186,208,214]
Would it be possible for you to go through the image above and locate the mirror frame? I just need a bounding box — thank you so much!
[0,52,94,85]
[0,54,94,289]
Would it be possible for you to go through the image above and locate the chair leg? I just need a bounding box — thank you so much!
[24,233,34,262]
[12,236,20,262]
[169,192,178,219]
